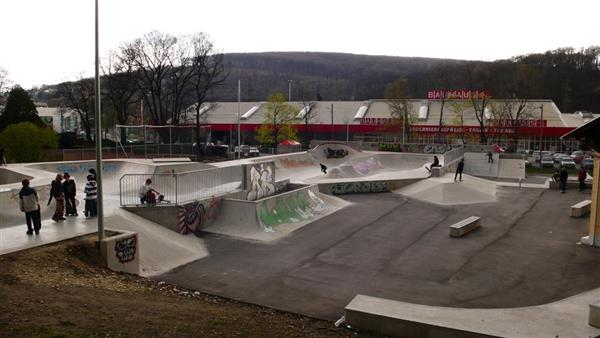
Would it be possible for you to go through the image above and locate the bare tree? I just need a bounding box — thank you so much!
[188,33,228,158]
[385,79,416,143]
[298,87,318,148]
[465,63,493,144]
[58,75,95,142]
[130,31,178,127]
[0,67,10,95]
[102,47,139,143]
[431,62,450,143]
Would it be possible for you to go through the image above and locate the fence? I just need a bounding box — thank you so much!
[119,165,244,206]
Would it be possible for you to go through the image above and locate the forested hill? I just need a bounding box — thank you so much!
[33,48,600,114]
[219,52,460,101]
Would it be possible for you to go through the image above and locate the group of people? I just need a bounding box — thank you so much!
[18,168,98,235]
[554,166,589,193]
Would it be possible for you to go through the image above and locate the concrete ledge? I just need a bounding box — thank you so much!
[100,229,140,275]
[571,200,592,217]
[449,216,481,237]
[152,157,191,163]
[345,295,498,338]
[590,302,600,328]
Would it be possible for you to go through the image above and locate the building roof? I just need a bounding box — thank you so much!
[178,99,596,129]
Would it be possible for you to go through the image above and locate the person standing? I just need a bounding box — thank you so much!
[0,148,6,166]
[62,172,78,216]
[486,150,494,163]
[19,179,42,235]
[455,158,465,182]
[48,174,65,222]
[578,167,587,192]
[84,174,98,217]
[559,166,569,193]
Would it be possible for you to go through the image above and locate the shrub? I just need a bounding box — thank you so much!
[0,122,58,163]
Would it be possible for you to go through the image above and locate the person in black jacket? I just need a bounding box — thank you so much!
[455,158,465,182]
[48,174,65,222]
[559,166,569,193]
[62,172,78,216]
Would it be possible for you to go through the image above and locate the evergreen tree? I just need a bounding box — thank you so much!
[0,86,45,131]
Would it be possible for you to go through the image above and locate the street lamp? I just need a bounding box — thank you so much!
[538,103,544,168]
[288,80,292,102]
[94,0,104,240]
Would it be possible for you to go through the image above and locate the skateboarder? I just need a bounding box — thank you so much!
[320,163,328,174]
[426,156,440,172]
[455,158,465,182]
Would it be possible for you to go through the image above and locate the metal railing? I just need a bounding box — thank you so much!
[119,165,244,206]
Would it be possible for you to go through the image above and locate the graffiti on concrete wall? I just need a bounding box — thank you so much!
[55,163,120,175]
[247,163,275,201]
[352,157,382,175]
[330,181,390,195]
[324,147,349,159]
[257,189,326,232]
[177,197,222,236]
[424,144,454,154]
[114,235,137,263]
[378,143,403,152]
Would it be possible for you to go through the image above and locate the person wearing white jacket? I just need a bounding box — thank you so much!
[19,179,42,235]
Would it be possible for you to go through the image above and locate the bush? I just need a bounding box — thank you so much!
[0,122,58,163]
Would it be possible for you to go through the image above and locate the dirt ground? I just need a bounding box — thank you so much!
[0,236,380,338]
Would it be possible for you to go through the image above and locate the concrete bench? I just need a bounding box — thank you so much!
[449,216,481,237]
[571,200,592,218]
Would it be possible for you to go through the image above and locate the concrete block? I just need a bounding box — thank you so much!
[589,302,600,328]
[571,200,592,217]
[449,216,481,237]
[100,230,140,275]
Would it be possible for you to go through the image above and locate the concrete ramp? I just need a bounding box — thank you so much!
[206,186,349,242]
[394,174,496,205]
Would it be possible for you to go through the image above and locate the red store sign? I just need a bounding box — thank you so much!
[427,90,490,100]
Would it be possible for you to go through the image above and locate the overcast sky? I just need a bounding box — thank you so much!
[0,0,598,88]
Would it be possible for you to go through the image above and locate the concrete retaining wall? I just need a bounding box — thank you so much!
[100,229,140,275]
[318,178,422,195]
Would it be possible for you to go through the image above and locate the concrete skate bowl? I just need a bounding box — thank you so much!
[394,174,497,205]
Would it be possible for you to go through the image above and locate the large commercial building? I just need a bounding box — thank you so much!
[176,98,598,152]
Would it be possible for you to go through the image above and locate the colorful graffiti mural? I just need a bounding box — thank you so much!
[114,235,137,263]
[352,157,382,175]
[330,181,390,195]
[378,143,403,152]
[257,189,325,232]
[177,197,222,236]
[247,162,275,201]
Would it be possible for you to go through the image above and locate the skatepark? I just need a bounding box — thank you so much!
[1,142,600,337]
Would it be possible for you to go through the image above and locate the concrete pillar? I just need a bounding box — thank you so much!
[586,152,600,246]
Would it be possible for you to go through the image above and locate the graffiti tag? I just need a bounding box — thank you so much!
[247,163,275,201]
[324,147,349,159]
[330,181,389,195]
[177,197,222,236]
[114,235,137,263]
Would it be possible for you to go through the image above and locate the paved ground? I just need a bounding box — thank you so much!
[159,186,600,320]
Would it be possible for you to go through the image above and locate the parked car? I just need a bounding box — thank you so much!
[559,157,576,168]
[553,153,568,163]
[582,158,594,170]
[570,151,585,163]
[541,157,554,168]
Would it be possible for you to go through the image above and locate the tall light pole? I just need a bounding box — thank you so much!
[288,80,292,102]
[94,0,104,240]
[330,103,334,140]
[237,80,241,159]
[538,103,544,168]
